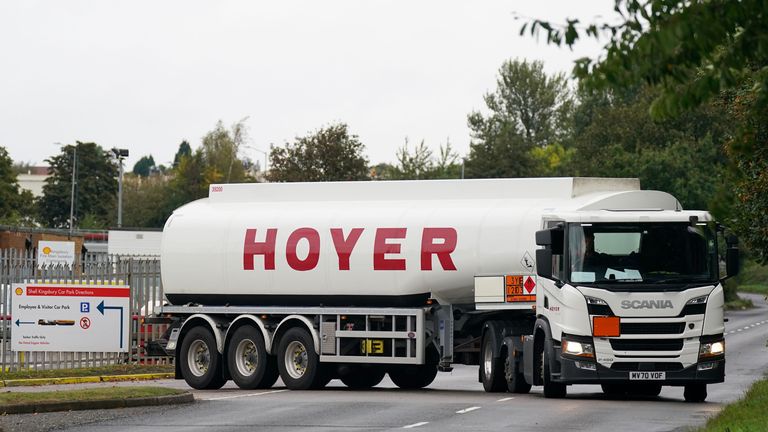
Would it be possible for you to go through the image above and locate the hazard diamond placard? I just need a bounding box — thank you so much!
[11,283,130,352]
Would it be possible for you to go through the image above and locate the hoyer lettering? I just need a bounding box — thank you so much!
[243,227,457,272]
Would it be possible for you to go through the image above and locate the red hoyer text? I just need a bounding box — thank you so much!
[243,227,457,272]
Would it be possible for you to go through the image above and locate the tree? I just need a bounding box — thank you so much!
[569,85,731,210]
[122,174,177,228]
[388,139,462,180]
[268,123,369,182]
[199,120,249,184]
[132,155,156,177]
[0,146,35,224]
[39,142,118,229]
[523,0,768,261]
[173,141,192,169]
[465,59,573,178]
[392,139,433,179]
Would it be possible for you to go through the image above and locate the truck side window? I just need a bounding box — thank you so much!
[546,221,565,281]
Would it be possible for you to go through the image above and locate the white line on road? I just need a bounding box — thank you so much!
[403,422,429,429]
[496,397,515,402]
[456,406,481,414]
[202,389,288,401]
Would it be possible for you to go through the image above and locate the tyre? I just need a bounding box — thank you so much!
[179,326,226,390]
[389,365,438,389]
[504,352,531,394]
[340,365,386,389]
[226,325,278,389]
[542,342,566,398]
[480,333,506,392]
[276,327,326,390]
[684,383,707,402]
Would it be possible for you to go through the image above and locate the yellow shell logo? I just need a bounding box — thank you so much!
[15,287,23,295]
[42,246,52,255]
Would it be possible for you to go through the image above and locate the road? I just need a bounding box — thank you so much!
[2,293,766,432]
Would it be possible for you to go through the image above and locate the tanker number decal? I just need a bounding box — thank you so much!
[243,227,457,272]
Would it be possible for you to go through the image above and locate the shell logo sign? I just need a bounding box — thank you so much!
[37,241,75,269]
[15,287,23,296]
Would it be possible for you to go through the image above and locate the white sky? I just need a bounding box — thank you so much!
[0,1,611,169]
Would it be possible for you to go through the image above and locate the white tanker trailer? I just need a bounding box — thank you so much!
[160,178,738,402]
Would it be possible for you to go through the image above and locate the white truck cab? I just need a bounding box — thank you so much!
[527,209,737,402]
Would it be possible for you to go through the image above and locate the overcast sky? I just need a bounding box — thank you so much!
[0,1,611,169]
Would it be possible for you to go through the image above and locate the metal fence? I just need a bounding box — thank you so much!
[0,249,172,373]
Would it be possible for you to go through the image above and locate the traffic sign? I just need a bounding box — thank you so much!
[10,283,130,352]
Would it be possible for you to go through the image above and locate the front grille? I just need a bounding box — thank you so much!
[611,362,684,372]
[620,322,685,335]
[610,338,683,351]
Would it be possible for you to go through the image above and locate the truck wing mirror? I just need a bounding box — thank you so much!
[535,227,563,254]
[536,249,553,280]
[536,227,563,281]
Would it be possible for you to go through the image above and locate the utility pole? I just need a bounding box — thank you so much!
[69,146,77,237]
[112,148,129,228]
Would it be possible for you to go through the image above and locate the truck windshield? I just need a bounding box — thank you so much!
[567,222,717,285]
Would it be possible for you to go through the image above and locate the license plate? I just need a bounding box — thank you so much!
[629,371,666,380]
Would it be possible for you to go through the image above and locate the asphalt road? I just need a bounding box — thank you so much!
[2,293,766,432]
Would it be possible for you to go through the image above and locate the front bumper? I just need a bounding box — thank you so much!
[556,352,725,386]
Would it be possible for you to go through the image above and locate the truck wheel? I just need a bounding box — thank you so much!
[277,327,325,390]
[504,352,531,393]
[480,333,506,392]
[180,326,226,390]
[683,383,707,402]
[340,365,386,389]
[389,365,438,389]
[226,325,278,389]
[541,343,566,398]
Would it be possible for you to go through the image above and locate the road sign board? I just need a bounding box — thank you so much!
[10,283,130,352]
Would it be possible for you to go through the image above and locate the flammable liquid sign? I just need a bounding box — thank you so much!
[11,283,130,352]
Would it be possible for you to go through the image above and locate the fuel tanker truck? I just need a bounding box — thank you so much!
[160,177,739,402]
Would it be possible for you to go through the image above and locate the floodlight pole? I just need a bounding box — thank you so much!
[69,146,76,237]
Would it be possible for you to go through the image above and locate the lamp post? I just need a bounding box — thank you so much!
[112,148,129,228]
[54,143,77,236]
[242,145,269,178]
[69,146,77,236]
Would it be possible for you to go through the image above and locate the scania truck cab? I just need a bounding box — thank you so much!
[528,210,739,402]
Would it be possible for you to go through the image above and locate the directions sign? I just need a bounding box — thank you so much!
[11,283,130,352]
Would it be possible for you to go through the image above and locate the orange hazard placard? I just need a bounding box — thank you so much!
[505,275,535,302]
[593,316,620,337]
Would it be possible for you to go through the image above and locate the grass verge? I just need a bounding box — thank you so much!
[0,364,173,381]
[696,379,768,432]
[734,260,768,295]
[0,386,183,406]
[724,296,754,310]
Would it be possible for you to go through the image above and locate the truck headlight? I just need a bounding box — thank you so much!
[686,295,708,305]
[699,339,725,358]
[562,338,595,359]
[585,296,608,305]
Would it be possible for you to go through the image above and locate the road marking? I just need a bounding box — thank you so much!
[202,389,288,401]
[456,406,481,414]
[403,422,429,429]
[496,397,515,402]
